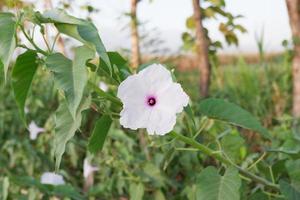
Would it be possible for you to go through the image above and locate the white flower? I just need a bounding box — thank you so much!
[28,121,45,140]
[117,63,189,135]
[99,81,108,92]
[40,172,65,186]
[83,158,99,178]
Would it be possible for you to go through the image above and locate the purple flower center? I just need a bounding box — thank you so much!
[147,96,156,106]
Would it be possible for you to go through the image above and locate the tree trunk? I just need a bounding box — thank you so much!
[192,0,211,98]
[286,0,300,117]
[130,0,141,68]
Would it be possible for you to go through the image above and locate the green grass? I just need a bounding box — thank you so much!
[176,56,292,126]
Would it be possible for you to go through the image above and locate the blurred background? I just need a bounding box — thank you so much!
[1,0,299,199]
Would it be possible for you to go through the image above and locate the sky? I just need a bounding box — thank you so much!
[31,0,292,54]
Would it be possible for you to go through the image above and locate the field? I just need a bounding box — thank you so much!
[1,1,299,199]
[1,51,297,199]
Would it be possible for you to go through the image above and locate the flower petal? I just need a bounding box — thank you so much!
[117,63,189,135]
[40,172,65,185]
[157,82,189,114]
[120,104,151,130]
[117,74,148,104]
[84,158,99,178]
[146,109,177,135]
[139,64,173,92]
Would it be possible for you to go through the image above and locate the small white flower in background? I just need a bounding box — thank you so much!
[28,121,45,140]
[117,63,189,135]
[99,81,108,92]
[83,158,99,178]
[40,172,65,186]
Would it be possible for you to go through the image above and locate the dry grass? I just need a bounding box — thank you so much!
[143,52,284,71]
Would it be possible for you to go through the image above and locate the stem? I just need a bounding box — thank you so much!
[88,81,122,106]
[42,33,51,52]
[169,131,280,191]
[51,33,60,52]
[20,26,48,56]
[17,44,35,52]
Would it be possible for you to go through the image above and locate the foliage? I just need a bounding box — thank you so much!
[0,4,297,200]
[182,0,246,56]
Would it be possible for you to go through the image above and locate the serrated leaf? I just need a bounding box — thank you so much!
[196,166,241,200]
[0,12,16,80]
[199,98,270,139]
[279,180,300,200]
[88,115,112,154]
[46,46,94,118]
[12,51,38,123]
[54,97,90,171]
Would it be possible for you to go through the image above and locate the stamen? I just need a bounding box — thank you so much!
[147,97,156,106]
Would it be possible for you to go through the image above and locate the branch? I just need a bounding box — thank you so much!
[169,131,280,191]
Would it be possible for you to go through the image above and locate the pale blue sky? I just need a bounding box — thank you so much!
[39,0,291,54]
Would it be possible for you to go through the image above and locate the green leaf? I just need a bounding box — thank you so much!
[196,166,241,200]
[129,182,144,200]
[36,9,83,24]
[12,51,38,123]
[55,23,86,43]
[154,190,166,200]
[36,9,111,72]
[142,163,165,187]
[285,159,300,189]
[209,0,225,7]
[77,24,111,73]
[184,104,196,131]
[11,176,48,193]
[88,115,112,154]
[186,16,195,29]
[0,12,17,80]
[88,81,122,106]
[100,51,131,81]
[279,180,300,200]
[10,176,83,199]
[199,98,270,139]
[46,46,94,118]
[52,185,84,200]
[53,97,90,171]
[221,133,245,162]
